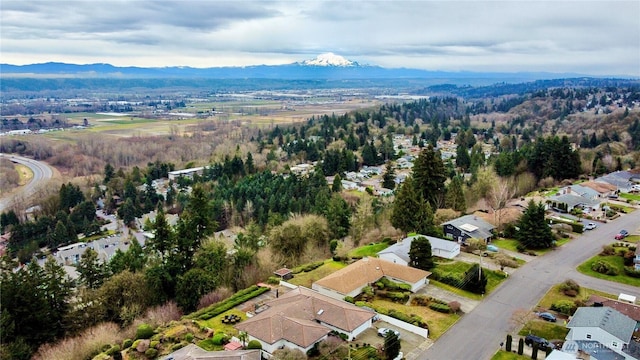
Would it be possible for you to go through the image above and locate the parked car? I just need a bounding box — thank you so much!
[525,334,551,349]
[487,244,499,252]
[538,312,557,322]
[377,328,400,339]
[615,230,629,240]
[584,222,597,230]
[620,230,629,237]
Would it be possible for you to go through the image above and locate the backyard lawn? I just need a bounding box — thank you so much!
[348,241,391,258]
[287,260,347,288]
[577,254,640,287]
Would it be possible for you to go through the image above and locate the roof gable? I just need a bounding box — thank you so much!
[567,307,636,343]
[378,235,459,260]
[442,215,494,239]
[235,287,374,347]
[313,258,430,294]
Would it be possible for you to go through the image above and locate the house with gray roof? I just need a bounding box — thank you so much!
[564,307,639,360]
[160,344,261,360]
[378,234,460,262]
[548,193,601,213]
[442,215,495,244]
[596,171,640,193]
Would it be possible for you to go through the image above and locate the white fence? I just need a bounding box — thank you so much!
[378,314,429,339]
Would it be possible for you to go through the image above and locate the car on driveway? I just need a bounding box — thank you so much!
[525,334,551,350]
[584,222,597,230]
[377,328,400,339]
[538,312,557,322]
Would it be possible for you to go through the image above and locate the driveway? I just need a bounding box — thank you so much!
[420,210,640,360]
[416,285,479,314]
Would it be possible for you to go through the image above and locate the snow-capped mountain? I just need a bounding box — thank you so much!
[299,53,359,67]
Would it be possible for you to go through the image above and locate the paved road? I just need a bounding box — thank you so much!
[421,211,640,360]
[0,154,54,212]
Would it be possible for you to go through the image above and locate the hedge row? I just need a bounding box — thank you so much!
[360,302,428,329]
[291,261,325,274]
[375,277,412,291]
[428,303,452,313]
[376,290,410,303]
[186,285,269,320]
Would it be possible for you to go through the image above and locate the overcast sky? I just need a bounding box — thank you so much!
[1,1,639,76]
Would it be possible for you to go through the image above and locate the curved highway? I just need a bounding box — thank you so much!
[0,154,54,212]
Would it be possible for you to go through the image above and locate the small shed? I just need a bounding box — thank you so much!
[274,267,293,280]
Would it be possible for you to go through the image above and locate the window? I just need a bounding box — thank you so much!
[586,334,591,339]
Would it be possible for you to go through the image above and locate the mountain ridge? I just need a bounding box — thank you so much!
[0,53,629,81]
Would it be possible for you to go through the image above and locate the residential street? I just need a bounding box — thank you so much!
[419,210,640,360]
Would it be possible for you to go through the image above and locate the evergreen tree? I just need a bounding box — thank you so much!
[77,248,109,289]
[246,152,256,174]
[516,200,554,249]
[412,145,446,208]
[332,174,342,193]
[462,263,487,294]
[104,163,115,184]
[445,176,466,212]
[384,331,401,360]
[326,195,351,238]
[455,145,471,171]
[148,206,173,259]
[382,165,396,190]
[391,177,437,236]
[409,236,434,270]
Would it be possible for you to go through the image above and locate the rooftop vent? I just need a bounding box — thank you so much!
[317,309,324,315]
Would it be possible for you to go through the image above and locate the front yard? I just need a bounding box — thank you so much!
[577,253,640,287]
[368,299,460,339]
[430,261,507,300]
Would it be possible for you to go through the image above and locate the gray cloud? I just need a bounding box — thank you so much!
[1,0,638,76]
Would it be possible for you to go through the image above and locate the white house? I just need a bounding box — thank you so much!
[378,235,461,263]
[312,257,430,300]
[235,287,375,356]
[564,307,639,360]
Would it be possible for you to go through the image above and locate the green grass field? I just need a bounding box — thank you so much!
[619,192,640,202]
[537,284,614,310]
[518,320,569,341]
[348,242,391,258]
[491,350,530,360]
[577,254,640,287]
[491,238,520,252]
[286,260,347,288]
[431,261,507,299]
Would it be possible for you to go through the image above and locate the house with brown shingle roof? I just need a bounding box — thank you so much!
[234,287,375,356]
[311,257,430,300]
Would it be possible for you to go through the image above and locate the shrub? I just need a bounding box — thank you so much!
[344,296,355,303]
[267,276,281,285]
[429,303,451,313]
[560,279,580,293]
[624,267,640,278]
[171,342,186,351]
[149,341,159,349]
[106,345,120,356]
[623,251,635,266]
[185,333,194,342]
[190,285,269,320]
[131,340,141,350]
[212,333,228,346]
[600,245,616,256]
[551,300,576,315]
[145,348,158,358]
[591,260,618,275]
[330,239,339,254]
[122,339,133,349]
[247,340,262,349]
[506,334,512,352]
[135,324,155,340]
[411,295,430,306]
[448,301,461,313]
[563,289,578,297]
